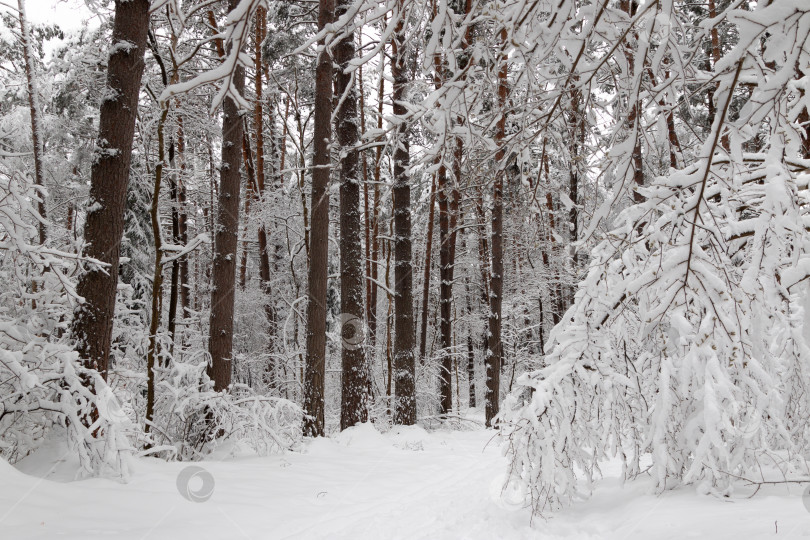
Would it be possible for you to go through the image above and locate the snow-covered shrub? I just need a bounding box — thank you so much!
[0,168,134,477]
[148,357,302,460]
[500,2,810,514]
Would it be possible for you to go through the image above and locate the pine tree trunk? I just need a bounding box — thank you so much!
[207,0,245,393]
[18,0,46,245]
[359,51,374,355]
[438,0,470,417]
[800,67,810,159]
[177,118,190,319]
[438,163,453,415]
[303,0,334,437]
[336,0,369,429]
[463,232,475,409]
[72,0,150,382]
[145,106,169,435]
[169,27,189,322]
[239,132,256,291]
[385,229,393,398]
[167,134,180,344]
[439,145,462,415]
[543,191,563,323]
[254,7,276,389]
[474,187,490,363]
[705,0,729,150]
[619,0,644,205]
[568,85,582,279]
[418,173,437,360]
[485,27,508,427]
[369,57,385,352]
[392,1,416,425]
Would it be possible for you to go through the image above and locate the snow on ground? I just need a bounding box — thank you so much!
[1,414,809,539]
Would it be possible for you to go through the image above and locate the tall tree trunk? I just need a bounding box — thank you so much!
[167,135,181,343]
[392,0,416,425]
[438,145,462,416]
[369,51,385,352]
[485,27,508,427]
[436,0,470,418]
[437,162,453,415]
[418,173,437,360]
[72,0,150,383]
[360,44,373,354]
[385,227,393,398]
[165,29,183,344]
[800,66,810,160]
[543,190,563,324]
[336,0,369,429]
[430,0,453,415]
[145,105,169,435]
[239,133,256,291]
[207,0,245,393]
[568,84,582,282]
[18,0,46,245]
[177,117,190,319]
[303,0,334,437]
[619,0,644,205]
[705,0,729,150]
[474,186,490,363]
[463,231,475,408]
[254,6,276,388]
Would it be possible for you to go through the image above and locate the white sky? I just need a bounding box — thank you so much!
[4,0,99,60]
[24,0,94,32]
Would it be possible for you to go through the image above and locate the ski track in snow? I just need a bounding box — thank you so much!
[1,419,809,539]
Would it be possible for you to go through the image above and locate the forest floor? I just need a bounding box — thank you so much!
[1,410,809,539]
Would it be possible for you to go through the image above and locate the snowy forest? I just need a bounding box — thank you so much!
[1,0,810,537]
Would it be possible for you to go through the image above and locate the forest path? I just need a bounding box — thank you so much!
[1,418,808,539]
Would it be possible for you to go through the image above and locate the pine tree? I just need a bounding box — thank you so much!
[72,0,150,387]
[207,0,246,392]
[303,0,335,437]
[336,0,369,429]
[485,26,508,427]
[392,0,416,425]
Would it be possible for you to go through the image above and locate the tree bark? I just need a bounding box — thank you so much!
[436,0,469,418]
[360,46,374,355]
[392,0,416,425]
[369,50,385,353]
[18,0,46,245]
[463,231,475,408]
[437,162,453,415]
[72,0,150,382]
[474,186,490,366]
[239,133,256,291]
[568,85,582,269]
[418,173,437,360]
[800,67,810,160]
[177,117,190,319]
[336,0,369,430]
[207,0,245,393]
[167,134,181,343]
[303,0,334,436]
[254,6,277,388]
[145,105,169,435]
[485,27,508,427]
[619,0,644,205]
